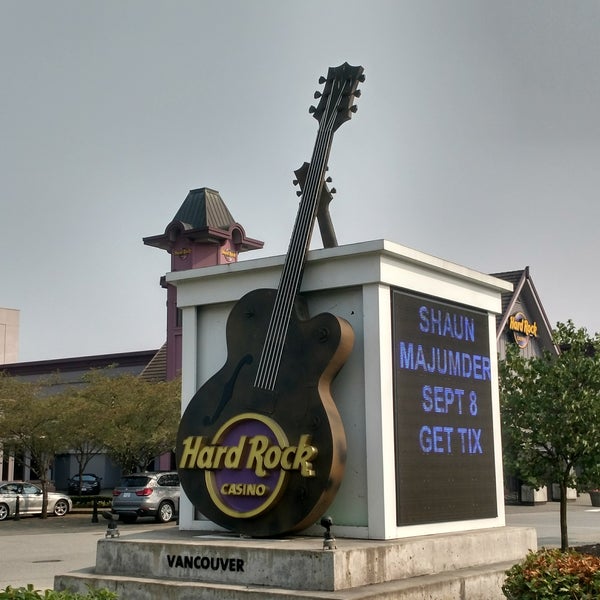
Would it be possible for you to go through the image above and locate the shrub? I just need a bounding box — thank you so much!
[0,584,117,599]
[503,548,600,599]
[69,496,112,509]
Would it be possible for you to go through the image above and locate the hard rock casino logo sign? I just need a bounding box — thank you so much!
[178,413,318,521]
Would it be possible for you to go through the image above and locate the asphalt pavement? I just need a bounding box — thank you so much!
[505,492,600,548]
[1,497,600,593]
[0,511,173,592]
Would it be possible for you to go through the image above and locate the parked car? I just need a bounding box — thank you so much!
[111,472,180,523]
[0,482,72,521]
[67,473,102,496]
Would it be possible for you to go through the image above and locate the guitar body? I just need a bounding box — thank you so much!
[177,288,354,536]
[177,63,364,537]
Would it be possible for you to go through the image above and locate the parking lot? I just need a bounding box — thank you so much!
[1,498,600,592]
[0,511,174,591]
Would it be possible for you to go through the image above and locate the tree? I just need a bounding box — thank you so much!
[1,367,181,501]
[60,391,110,494]
[0,372,68,517]
[79,371,181,473]
[499,320,600,550]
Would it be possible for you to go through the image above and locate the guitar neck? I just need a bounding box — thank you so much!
[254,127,334,392]
[253,63,364,392]
[281,128,334,298]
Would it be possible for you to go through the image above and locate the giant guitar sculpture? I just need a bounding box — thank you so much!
[177,63,364,537]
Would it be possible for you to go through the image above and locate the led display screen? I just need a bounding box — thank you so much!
[391,289,498,526]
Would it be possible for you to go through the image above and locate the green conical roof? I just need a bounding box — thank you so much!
[173,188,236,230]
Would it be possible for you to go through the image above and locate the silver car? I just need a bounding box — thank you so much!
[0,481,72,520]
[111,472,179,523]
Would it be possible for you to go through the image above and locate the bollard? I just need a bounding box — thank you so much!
[92,496,99,523]
[14,495,20,521]
[320,516,336,550]
[102,511,120,538]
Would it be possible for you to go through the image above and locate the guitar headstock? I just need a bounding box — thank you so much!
[310,62,365,132]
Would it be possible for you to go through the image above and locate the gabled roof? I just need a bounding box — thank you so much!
[491,267,558,354]
[1,349,161,392]
[139,343,167,382]
[491,269,524,321]
[1,349,158,376]
[3,347,170,387]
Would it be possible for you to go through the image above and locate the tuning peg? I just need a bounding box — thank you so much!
[314,91,322,99]
[350,105,358,113]
[319,76,327,84]
[293,179,299,186]
[359,73,366,82]
[325,176,332,183]
[309,105,316,114]
[296,191,302,197]
[330,188,337,194]
[353,89,362,98]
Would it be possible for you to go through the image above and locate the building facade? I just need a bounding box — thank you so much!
[0,307,19,364]
[493,267,560,504]
[0,350,159,488]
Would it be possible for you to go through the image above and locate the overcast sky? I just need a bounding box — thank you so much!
[2,1,600,363]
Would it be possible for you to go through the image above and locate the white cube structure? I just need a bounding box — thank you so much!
[167,239,512,540]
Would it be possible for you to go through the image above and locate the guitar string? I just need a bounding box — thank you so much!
[257,89,344,391]
[254,127,334,390]
[271,126,333,322]
[258,129,333,390]
[255,101,339,391]
[274,128,333,336]
[253,151,326,389]
[254,116,333,390]
[255,83,345,391]
[256,78,347,389]
[256,142,330,391]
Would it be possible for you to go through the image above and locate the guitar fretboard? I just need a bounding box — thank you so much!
[254,87,345,392]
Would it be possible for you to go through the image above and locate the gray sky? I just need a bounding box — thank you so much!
[2,1,600,363]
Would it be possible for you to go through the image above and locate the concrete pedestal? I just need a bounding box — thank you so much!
[54,239,533,597]
[55,525,535,599]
